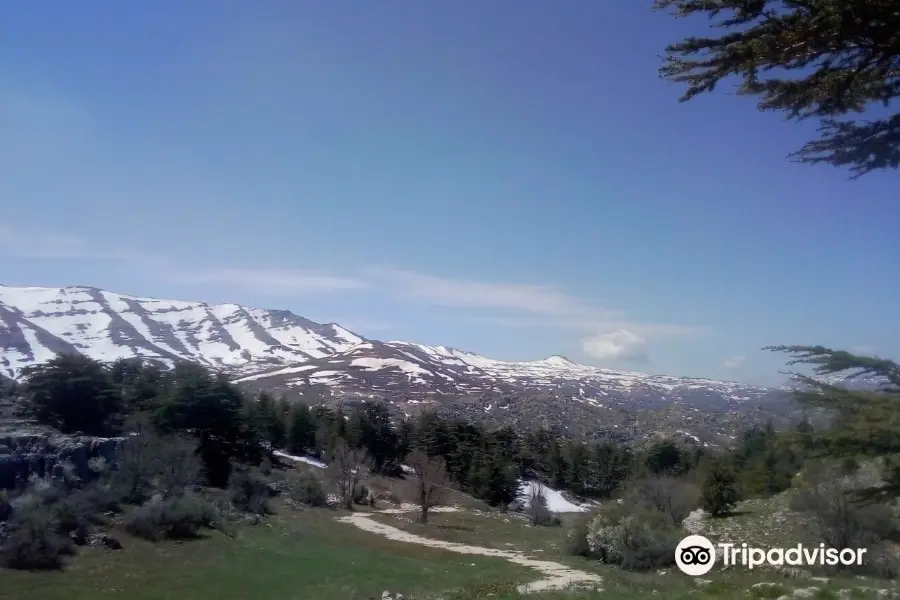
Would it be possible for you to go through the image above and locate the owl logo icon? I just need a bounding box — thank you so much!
[675,535,716,576]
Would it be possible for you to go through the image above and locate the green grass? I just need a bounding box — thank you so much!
[3,500,899,600]
[369,509,574,557]
[0,507,533,600]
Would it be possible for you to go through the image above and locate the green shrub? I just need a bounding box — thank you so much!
[616,508,681,570]
[701,462,739,517]
[586,502,681,570]
[228,470,273,515]
[1,503,74,570]
[564,512,596,557]
[352,483,369,505]
[286,472,327,507]
[52,497,92,546]
[124,494,217,541]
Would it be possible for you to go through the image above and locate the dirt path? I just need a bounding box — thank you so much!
[337,507,603,594]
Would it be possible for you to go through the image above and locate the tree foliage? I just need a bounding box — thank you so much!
[21,354,121,436]
[655,0,900,177]
[768,345,900,500]
[12,353,802,511]
[701,460,739,517]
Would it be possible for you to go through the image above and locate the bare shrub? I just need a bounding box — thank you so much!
[111,432,202,503]
[625,475,698,526]
[526,483,561,527]
[405,449,448,523]
[326,438,369,510]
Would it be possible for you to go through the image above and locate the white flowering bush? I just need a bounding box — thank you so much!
[584,491,683,570]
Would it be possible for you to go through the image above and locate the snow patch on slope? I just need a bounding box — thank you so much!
[517,480,589,513]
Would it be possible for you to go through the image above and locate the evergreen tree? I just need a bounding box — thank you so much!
[548,439,569,489]
[343,407,367,450]
[21,354,122,436]
[469,449,519,508]
[644,440,684,475]
[446,420,483,486]
[565,440,591,497]
[156,363,252,487]
[521,427,554,475]
[286,402,315,455]
[360,403,399,474]
[115,360,168,417]
[591,442,630,498]
[249,391,287,448]
[655,0,900,177]
[397,418,416,463]
[701,461,739,517]
[768,345,900,500]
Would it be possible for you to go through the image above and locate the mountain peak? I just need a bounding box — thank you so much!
[542,355,578,367]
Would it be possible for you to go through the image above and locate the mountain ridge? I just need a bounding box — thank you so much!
[1,283,759,389]
[0,283,809,444]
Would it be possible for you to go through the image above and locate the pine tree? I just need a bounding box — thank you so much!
[645,440,683,475]
[397,419,416,462]
[701,461,739,517]
[21,354,122,436]
[362,403,400,473]
[548,439,569,489]
[565,440,591,496]
[655,0,900,177]
[592,442,630,498]
[286,403,314,455]
[768,345,900,500]
[469,450,519,508]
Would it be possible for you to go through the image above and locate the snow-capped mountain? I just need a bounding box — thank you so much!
[0,284,794,438]
[233,339,782,413]
[0,285,364,379]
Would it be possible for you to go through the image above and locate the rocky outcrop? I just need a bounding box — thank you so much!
[0,424,122,490]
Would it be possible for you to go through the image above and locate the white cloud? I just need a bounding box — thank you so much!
[0,221,706,362]
[0,223,140,260]
[366,266,617,318]
[172,268,367,294]
[582,330,649,362]
[369,268,706,363]
[723,356,746,369]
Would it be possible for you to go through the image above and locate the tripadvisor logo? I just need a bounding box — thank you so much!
[675,535,868,576]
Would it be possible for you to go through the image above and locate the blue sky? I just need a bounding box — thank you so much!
[2,1,897,386]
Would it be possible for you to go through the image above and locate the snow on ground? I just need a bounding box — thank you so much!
[350,357,431,381]
[517,480,588,513]
[273,450,327,469]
